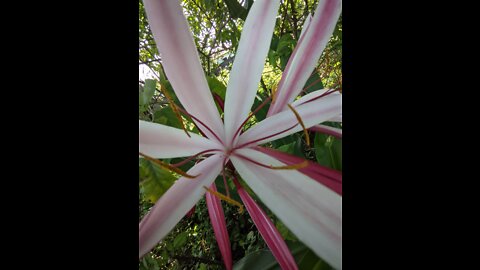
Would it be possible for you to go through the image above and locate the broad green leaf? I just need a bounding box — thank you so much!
[251,94,270,122]
[207,76,227,100]
[233,241,333,270]
[275,137,305,159]
[139,159,176,203]
[204,0,214,11]
[270,35,279,51]
[268,49,277,67]
[314,133,342,171]
[330,137,342,171]
[297,250,333,270]
[276,142,295,154]
[143,79,156,104]
[139,84,146,106]
[276,34,296,70]
[270,133,298,151]
[224,0,248,20]
[233,250,278,270]
[276,34,295,55]
[302,72,324,95]
[153,107,183,129]
[173,231,189,249]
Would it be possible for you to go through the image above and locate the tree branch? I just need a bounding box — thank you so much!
[289,0,299,39]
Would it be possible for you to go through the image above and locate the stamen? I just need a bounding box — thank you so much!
[270,84,278,104]
[176,107,225,145]
[203,186,244,214]
[233,153,308,170]
[139,152,199,179]
[170,149,222,167]
[158,83,191,138]
[287,104,310,147]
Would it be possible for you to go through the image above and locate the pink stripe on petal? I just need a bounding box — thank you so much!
[223,0,281,147]
[143,0,225,143]
[206,183,232,270]
[309,124,342,139]
[139,154,224,258]
[233,177,298,270]
[268,0,342,116]
[255,146,342,195]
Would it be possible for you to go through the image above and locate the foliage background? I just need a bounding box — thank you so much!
[139,0,342,269]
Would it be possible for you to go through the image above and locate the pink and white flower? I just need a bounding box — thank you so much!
[140,0,342,269]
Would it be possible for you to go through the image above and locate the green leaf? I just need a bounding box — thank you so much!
[276,142,295,154]
[143,79,156,104]
[233,250,278,270]
[275,137,305,159]
[153,107,182,129]
[251,94,270,122]
[270,35,279,51]
[268,49,278,67]
[204,0,214,11]
[276,34,295,55]
[224,0,248,20]
[297,250,333,270]
[302,72,324,95]
[207,76,227,100]
[139,84,146,106]
[270,133,299,151]
[139,159,176,203]
[233,241,334,270]
[173,231,189,249]
[314,133,342,171]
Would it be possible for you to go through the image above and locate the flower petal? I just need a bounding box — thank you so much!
[310,124,342,139]
[255,146,342,195]
[143,0,225,143]
[139,154,224,258]
[230,148,341,269]
[223,0,281,146]
[299,14,312,40]
[290,89,337,107]
[139,120,222,159]
[206,183,232,270]
[238,92,341,147]
[233,177,298,270]
[329,114,342,123]
[268,0,342,116]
